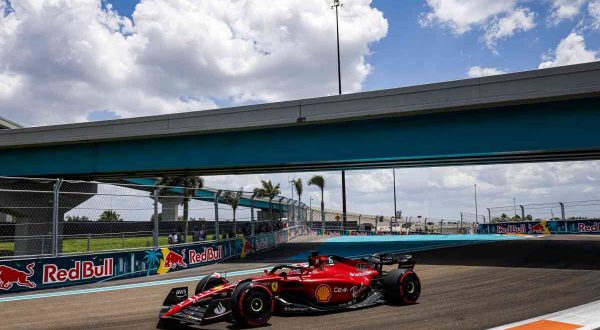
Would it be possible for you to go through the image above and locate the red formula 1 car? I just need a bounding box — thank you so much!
[157,251,421,328]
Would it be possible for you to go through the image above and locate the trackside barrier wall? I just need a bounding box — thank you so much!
[0,226,308,295]
[311,229,406,236]
[478,220,600,235]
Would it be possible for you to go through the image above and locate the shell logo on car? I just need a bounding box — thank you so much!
[315,284,332,302]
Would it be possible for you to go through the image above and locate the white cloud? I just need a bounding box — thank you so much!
[196,160,600,221]
[539,32,598,68]
[420,0,535,51]
[419,0,518,34]
[548,0,588,24]
[483,7,536,50]
[0,0,387,126]
[589,0,600,29]
[467,66,508,78]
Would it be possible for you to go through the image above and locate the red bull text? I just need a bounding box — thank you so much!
[578,222,600,232]
[496,224,527,234]
[43,259,113,284]
[188,246,222,265]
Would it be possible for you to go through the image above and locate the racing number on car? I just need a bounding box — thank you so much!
[315,284,332,302]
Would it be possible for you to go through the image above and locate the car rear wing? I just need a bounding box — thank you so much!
[362,253,416,271]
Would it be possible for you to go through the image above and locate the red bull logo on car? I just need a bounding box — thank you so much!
[578,222,600,232]
[0,262,36,290]
[43,259,113,284]
[189,246,222,265]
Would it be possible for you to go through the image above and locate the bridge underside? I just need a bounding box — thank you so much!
[1,96,599,178]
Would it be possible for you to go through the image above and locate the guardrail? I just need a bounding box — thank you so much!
[0,226,309,295]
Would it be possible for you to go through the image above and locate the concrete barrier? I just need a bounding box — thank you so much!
[0,226,308,294]
[478,220,600,235]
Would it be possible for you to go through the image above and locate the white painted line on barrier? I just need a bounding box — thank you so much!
[489,299,600,330]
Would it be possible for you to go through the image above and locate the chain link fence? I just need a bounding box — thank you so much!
[306,208,476,235]
[485,199,600,223]
[0,177,308,259]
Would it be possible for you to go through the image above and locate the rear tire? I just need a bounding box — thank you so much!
[384,269,421,304]
[231,282,273,327]
[195,275,228,295]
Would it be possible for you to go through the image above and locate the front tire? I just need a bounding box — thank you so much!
[384,269,421,304]
[231,282,273,327]
[195,275,228,295]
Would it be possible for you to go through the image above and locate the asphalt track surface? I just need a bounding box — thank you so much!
[2,235,600,330]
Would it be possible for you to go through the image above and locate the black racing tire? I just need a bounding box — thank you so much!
[195,275,228,295]
[231,282,273,327]
[384,269,421,304]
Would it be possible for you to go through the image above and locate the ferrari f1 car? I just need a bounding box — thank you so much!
[157,251,421,328]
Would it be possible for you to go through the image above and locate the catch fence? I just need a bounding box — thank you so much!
[0,177,308,259]
[485,199,600,223]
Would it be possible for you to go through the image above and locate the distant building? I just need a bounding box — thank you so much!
[0,116,22,129]
[0,116,21,222]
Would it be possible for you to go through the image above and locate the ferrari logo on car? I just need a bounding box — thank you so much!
[271,282,278,292]
[315,284,332,302]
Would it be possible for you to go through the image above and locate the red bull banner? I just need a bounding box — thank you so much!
[310,229,404,236]
[0,226,308,294]
[479,220,600,235]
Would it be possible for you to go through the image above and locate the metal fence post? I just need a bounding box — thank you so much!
[214,190,222,240]
[87,233,91,252]
[487,208,491,223]
[559,202,565,220]
[152,189,159,248]
[250,197,255,237]
[52,179,63,257]
[520,205,525,221]
[460,212,463,234]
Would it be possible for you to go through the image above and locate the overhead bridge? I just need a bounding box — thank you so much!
[0,62,599,178]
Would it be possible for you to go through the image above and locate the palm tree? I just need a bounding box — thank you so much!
[98,209,123,222]
[308,175,325,228]
[252,180,281,221]
[157,176,204,242]
[143,249,162,276]
[223,189,243,234]
[293,178,303,223]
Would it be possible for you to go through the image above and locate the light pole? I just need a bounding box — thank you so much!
[289,179,295,201]
[393,168,397,223]
[513,197,517,219]
[331,0,347,228]
[289,179,295,222]
[474,184,478,224]
[309,197,314,226]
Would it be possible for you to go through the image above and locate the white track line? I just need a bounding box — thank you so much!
[490,299,600,330]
